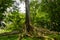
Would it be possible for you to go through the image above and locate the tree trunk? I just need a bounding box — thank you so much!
[25,0,33,35]
[25,0,30,32]
[19,0,34,40]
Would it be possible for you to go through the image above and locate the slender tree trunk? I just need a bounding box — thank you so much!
[25,0,33,35]
[25,0,30,32]
[25,0,30,25]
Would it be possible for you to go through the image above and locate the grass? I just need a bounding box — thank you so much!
[0,34,60,40]
[0,34,19,40]
[21,36,42,40]
[0,29,12,34]
[0,29,19,40]
[0,34,41,40]
[0,28,60,40]
[48,34,60,40]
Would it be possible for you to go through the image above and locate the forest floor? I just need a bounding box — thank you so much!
[0,34,60,40]
[0,34,18,40]
[0,27,60,40]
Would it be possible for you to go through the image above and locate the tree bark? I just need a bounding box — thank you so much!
[25,0,30,32]
[25,0,33,35]
[25,0,30,25]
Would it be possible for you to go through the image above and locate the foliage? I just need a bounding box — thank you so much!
[0,0,60,40]
[0,0,14,26]
[41,0,60,31]
[3,11,25,31]
[30,0,60,32]
[30,0,50,28]
[0,0,14,13]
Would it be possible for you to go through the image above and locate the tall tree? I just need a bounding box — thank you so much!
[19,0,33,40]
[25,0,34,35]
[25,0,30,33]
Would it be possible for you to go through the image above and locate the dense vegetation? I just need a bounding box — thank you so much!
[0,0,60,40]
